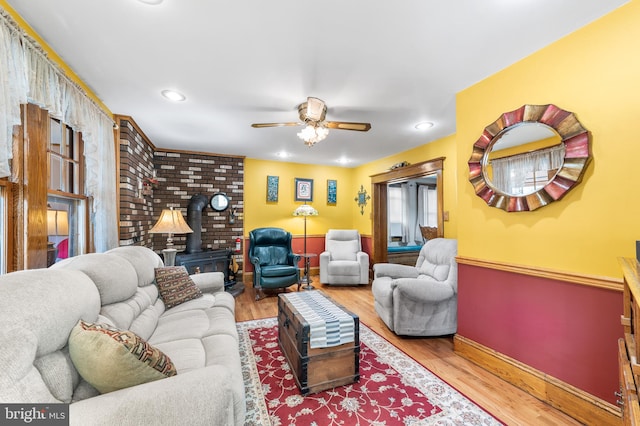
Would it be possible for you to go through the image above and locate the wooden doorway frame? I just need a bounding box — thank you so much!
[370,157,445,265]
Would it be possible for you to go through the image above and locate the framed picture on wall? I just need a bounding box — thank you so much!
[295,178,313,202]
[327,179,337,204]
[267,176,279,202]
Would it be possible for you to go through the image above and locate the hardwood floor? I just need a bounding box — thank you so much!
[235,276,583,426]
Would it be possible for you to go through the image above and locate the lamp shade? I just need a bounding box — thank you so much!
[149,208,193,235]
[293,204,319,217]
[47,210,69,236]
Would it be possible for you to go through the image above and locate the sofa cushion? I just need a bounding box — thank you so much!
[106,246,164,287]
[68,320,177,394]
[52,253,139,305]
[154,267,203,309]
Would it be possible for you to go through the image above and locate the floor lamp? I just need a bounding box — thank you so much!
[293,203,318,289]
[149,207,193,266]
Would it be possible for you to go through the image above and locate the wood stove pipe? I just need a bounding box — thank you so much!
[184,193,209,253]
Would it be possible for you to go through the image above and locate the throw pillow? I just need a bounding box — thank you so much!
[154,266,203,308]
[68,320,177,394]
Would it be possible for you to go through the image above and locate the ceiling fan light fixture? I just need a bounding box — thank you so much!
[415,121,434,130]
[297,124,329,147]
[305,97,326,122]
[161,90,186,102]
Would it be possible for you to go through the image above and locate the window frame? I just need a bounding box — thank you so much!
[47,117,89,261]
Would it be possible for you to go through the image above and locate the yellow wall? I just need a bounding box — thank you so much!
[456,0,640,278]
[352,134,458,238]
[244,159,355,237]
[244,133,458,240]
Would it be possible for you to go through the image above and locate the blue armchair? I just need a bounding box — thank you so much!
[249,227,300,300]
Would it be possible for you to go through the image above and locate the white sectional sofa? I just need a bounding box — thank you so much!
[0,246,245,426]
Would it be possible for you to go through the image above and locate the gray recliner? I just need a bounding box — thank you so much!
[319,229,369,285]
[372,238,457,336]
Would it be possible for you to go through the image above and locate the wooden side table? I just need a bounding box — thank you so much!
[297,253,317,290]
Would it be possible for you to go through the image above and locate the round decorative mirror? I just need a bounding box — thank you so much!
[210,192,229,212]
[468,104,590,212]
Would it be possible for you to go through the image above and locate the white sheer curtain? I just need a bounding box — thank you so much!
[491,145,564,195]
[0,9,117,252]
[418,185,437,227]
[401,183,410,243]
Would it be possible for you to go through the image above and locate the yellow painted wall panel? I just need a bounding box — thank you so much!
[243,159,354,237]
[456,0,640,277]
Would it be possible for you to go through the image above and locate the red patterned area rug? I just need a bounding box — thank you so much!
[238,318,503,426]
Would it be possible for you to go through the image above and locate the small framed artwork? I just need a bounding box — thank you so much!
[295,178,313,202]
[267,176,279,202]
[327,179,337,204]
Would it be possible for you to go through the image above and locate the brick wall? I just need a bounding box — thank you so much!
[152,151,244,253]
[117,117,244,260]
[118,118,155,247]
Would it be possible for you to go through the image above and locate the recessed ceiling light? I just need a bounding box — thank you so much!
[161,90,186,102]
[275,151,289,159]
[415,121,434,130]
[337,157,351,165]
[138,0,164,4]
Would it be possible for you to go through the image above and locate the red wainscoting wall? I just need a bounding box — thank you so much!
[458,263,623,404]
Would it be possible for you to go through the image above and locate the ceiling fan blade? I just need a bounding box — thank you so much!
[325,121,372,132]
[251,122,302,128]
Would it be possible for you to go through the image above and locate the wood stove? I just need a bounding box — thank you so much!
[173,194,244,297]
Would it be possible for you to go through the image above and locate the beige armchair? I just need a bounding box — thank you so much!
[372,238,457,336]
[319,229,369,285]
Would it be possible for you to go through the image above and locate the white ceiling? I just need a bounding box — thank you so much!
[6,0,627,167]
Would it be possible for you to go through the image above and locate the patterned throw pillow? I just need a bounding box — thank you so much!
[68,320,177,394]
[154,266,203,308]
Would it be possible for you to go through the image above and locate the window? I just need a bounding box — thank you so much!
[49,118,82,193]
[48,118,87,262]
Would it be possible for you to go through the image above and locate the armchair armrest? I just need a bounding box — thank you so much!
[356,251,369,265]
[70,365,237,426]
[393,278,455,303]
[190,272,224,294]
[288,253,301,265]
[373,263,418,279]
[319,251,330,264]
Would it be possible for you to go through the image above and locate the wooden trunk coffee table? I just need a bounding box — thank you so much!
[277,290,360,395]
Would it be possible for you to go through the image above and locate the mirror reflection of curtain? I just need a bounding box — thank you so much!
[402,183,411,243]
[491,145,564,195]
[418,185,437,227]
[388,186,403,242]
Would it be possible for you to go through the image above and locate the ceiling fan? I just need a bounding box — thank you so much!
[251,97,372,146]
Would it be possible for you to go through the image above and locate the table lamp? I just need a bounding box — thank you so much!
[149,207,193,266]
[47,208,69,267]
